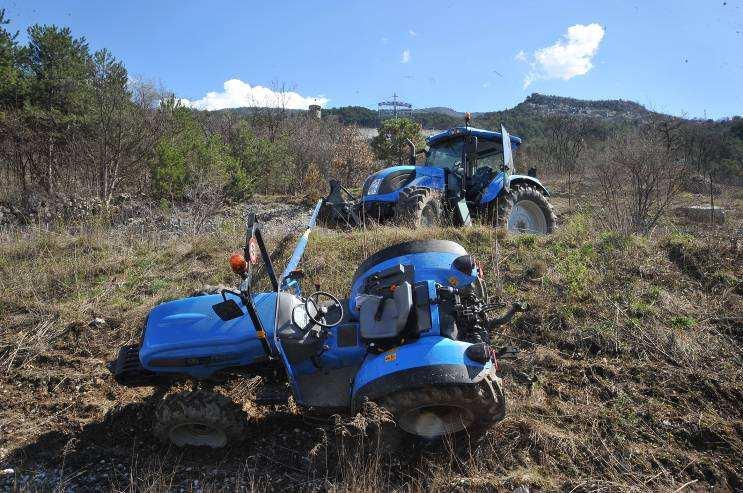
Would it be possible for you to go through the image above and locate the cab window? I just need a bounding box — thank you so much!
[426,140,463,170]
[475,141,504,171]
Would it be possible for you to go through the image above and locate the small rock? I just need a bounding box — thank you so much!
[513,486,530,493]
[90,317,107,328]
[675,205,726,224]
[293,428,301,433]
[1,468,14,476]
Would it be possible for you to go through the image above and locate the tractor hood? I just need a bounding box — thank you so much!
[138,292,300,378]
[362,165,417,197]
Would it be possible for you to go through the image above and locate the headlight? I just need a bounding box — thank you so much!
[367,178,382,195]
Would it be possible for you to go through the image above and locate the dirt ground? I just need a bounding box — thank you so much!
[0,182,741,492]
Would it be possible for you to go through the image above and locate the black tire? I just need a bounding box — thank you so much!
[395,187,443,228]
[376,374,505,442]
[153,390,248,448]
[492,185,556,235]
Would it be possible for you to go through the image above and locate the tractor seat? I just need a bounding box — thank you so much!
[359,280,413,340]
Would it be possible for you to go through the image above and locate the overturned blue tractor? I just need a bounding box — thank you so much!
[322,123,556,234]
[110,202,525,447]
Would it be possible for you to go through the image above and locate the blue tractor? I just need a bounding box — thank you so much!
[322,122,556,234]
[109,202,525,447]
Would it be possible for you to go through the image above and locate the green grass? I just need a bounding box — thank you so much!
[0,211,741,491]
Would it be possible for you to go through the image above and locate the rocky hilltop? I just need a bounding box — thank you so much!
[517,93,653,121]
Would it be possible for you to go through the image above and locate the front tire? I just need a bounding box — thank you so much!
[493,185,556,234]
[376,375,505,441]
[153,390,248,448]
[395,187,443,228]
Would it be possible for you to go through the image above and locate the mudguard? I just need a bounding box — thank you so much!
[479,173,551,205]
[479,171,507,204]
[351,336,495,409]
[508,174,551,197]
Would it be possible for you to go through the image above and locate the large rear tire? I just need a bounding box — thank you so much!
[493,185,556,235]
[153,390,248,448]
[376,375,505,441]
[395,187,443,228]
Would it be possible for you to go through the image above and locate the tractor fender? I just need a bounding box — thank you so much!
[479,171,507,204]
[351,336,494,410]
[479,174,551,205]
[508,175,551,197]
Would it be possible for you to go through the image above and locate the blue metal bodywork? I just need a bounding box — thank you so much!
[140,292,278,379]
[480,172,507,204]
[352,336,493,403]
[362,165,445,204]
[478,173,551,205]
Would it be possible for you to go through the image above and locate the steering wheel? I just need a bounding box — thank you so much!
[304,291,344,328]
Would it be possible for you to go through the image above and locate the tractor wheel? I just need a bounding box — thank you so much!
[395,187,443,228]
[377,375,505,441]
[153,390,248,448]
[493,185,556,235]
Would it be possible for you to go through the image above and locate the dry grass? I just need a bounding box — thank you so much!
[0,196,741,491]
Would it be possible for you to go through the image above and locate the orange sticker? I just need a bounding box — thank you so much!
[384,353,397,362]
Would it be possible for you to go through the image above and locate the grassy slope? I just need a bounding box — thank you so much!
[0,208,741,491]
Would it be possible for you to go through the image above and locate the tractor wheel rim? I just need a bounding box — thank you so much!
[168,421,227,448]
[508,200,547,234]
[398,405,475,438]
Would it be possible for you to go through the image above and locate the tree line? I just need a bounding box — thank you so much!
[1,9,741,223]
[0,11,376,211]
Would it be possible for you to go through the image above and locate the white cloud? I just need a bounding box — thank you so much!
[482,82,490,88]
[401,49,411,63]
[408,29,417,37]
[180,79,329,110]
[518,23,604,88]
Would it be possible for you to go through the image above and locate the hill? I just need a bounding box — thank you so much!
[517,93,653,120]
[286,94,664,135]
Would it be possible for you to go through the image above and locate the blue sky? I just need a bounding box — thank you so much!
[4,0,742,118]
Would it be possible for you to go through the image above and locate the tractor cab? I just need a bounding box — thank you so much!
[424,126,522,201]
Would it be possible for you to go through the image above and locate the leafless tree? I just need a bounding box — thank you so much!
[593,129,687,235]
[544,116,591,207]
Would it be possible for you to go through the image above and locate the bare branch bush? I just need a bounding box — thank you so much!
[592,128,687,235]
